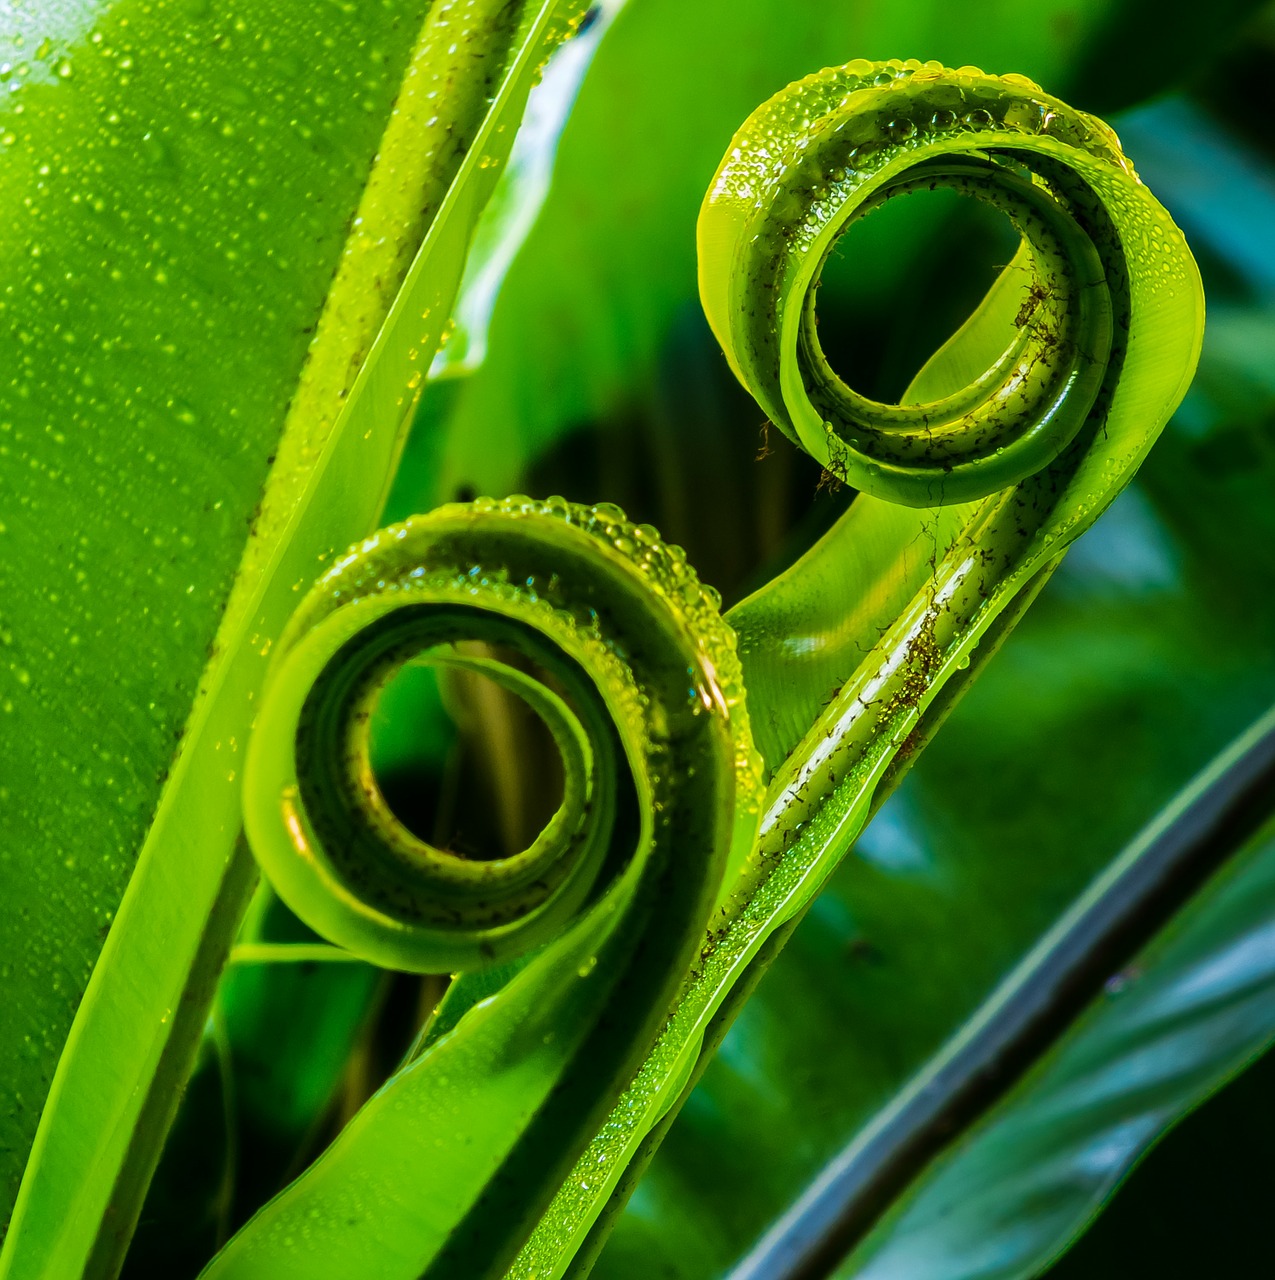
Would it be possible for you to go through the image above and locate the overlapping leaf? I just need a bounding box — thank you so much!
[0,0,430,1235]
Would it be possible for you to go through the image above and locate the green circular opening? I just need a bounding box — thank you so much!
[813,184,1021,403]
[367,649,566,861]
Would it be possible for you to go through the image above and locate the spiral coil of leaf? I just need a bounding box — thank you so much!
[223,60,1204,1280]
[699,58,1199,506]
[243,497,763,975]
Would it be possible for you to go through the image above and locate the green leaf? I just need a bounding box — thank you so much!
[6,1,1256,1275]
[1045,1005,1275,1279]
[442,52,1194,1277]
[216,896,383,1229]
[120,1019,235,1279]
[738,708,1275,1279]
[846,776,1275,1280]
[146,15,632,1248]
[597,446,1275,1277]
[0,0,428,1243]
[201,496,765,1278]
[0,2,587,1274]
[192,53,1199,1274]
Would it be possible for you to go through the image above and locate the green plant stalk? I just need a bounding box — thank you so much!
[206,60,1202,1280]
[510,60,1202,1276]
[0,3,587,1277]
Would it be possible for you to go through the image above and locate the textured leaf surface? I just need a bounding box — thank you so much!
[179,18,633,1243]
[718,703,1275,1278]
[4,0,1264,1275]
[489,46,1201,1279]
[0,0,432,1229]
[173,41,1201,1280]
[200,496,764,1279]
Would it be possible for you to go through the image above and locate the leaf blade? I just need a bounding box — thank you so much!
[1,2,588,1273]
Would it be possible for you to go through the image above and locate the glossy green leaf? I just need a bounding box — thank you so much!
[429,0,630,380]
[1046,1008,1275,1279]
[217,895,383,1226]
[605,447,1275,1278]
[0,1,589,1274]
[0,0,424,1230]
[120,1018,235,1279]
[203,498,765,1279]
[1042,96,1275,1280]
[714,704,1275,1278]
[144,13,635,1241]
[830,727,1275,1280]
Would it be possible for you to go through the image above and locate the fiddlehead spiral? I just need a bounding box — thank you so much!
[229,498,763,1276]
[705,59,1203,772]
[245,497,763,975]
[699,58,1197,506]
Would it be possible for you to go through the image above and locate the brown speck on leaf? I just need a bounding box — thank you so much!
[846,937,884,965]
[756,420,773,461]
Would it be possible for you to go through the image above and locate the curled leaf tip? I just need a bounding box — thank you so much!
[223,58,1203,1280]
[699,57,1202,507]
[244,496,762,975]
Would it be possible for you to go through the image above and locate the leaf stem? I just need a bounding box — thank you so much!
[227,944,369,967]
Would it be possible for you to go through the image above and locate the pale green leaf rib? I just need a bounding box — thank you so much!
[226,944,367,967]
[430,0,632,380]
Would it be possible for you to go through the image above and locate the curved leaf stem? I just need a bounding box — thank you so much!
[227,945,370,967]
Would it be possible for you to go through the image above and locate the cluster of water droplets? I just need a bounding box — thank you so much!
[0,0,433,1213]
[715,58,1130,237]
[478,494,764,800]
